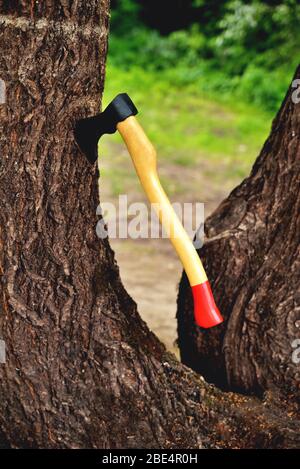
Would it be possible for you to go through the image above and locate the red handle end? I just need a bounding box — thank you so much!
[192,281,223,328]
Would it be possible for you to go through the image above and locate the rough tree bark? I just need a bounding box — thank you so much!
[0,2,299,449]
[177,67,300,400]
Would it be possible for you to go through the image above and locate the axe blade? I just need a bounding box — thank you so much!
[74,93,138,164]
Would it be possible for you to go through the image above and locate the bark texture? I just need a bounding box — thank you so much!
[177,67,300,400]
[0,2,299,449]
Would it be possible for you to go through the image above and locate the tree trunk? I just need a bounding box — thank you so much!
[177,67,300,400]
[0,3,299,449]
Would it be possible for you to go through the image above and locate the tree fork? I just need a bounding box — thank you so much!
[0,2,299,449]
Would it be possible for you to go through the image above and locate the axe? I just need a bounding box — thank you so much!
[74,93,223,328]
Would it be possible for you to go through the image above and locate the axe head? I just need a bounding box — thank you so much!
[74,93,138,164]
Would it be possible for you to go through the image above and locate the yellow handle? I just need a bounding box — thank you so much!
[117,116,207,287]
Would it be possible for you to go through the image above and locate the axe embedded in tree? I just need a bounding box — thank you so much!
[74,94,223,329]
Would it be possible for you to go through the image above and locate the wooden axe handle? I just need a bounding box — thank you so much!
[117,116,223,328]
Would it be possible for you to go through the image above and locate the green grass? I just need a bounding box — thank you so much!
[100,63,273,195]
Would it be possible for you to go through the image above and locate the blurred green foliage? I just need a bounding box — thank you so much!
[102,63,271,194]
[109,0,299,112]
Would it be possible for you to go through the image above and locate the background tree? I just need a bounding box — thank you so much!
[0,0,299,449]
[109,0,300,112]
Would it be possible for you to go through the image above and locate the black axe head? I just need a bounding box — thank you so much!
[74,93,138,165]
